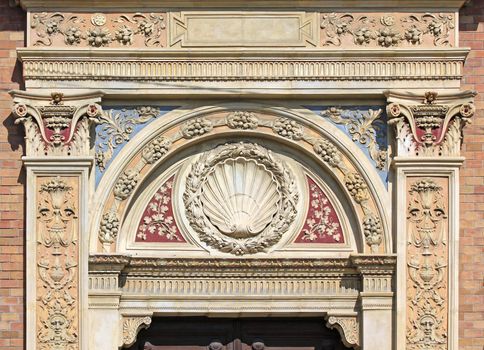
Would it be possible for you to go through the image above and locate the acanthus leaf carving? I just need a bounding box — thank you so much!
[386,90,476,157]
[95,106,161,171]
[322,107,387,170]
[12,92,103,157]
[325,315,360,349]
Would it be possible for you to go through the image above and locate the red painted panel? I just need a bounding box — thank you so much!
[294,176,344,244]
[135,175,186,243]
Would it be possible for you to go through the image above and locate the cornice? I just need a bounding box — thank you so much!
[16,0,468,10]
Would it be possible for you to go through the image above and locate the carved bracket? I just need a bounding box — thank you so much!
[10,91,104,157]
[385,90,476,157]
[120,315,152,348]
[325,315,360,349]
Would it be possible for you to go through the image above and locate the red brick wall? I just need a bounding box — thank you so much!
[0,2,25,349]
[459,0,484,349]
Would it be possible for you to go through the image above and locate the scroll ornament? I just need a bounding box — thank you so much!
[407,179,448,349]
[121,316,152,348]
[325,315,360,349]
[36,177,78,350]
[12,92,103,157]
[321,12,454,48]
[387,91,476,157]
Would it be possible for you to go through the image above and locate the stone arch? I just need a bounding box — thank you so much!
[88,102,391,255]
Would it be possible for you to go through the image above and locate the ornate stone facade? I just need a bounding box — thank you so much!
[8,1,475,350]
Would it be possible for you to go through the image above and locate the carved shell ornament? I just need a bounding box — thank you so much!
[183,142,299,255]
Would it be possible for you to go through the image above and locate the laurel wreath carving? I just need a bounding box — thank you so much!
[183,142,299,255]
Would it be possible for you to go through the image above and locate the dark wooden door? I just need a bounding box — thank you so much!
[128,317,349,350]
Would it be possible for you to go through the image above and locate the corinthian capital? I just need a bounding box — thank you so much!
[385,90,476,157]
[10,90,104,157]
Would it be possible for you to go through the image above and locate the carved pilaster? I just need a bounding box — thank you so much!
[406,178,448,350]
[10,91,104,157]
[385,90,476,157]
[35,176,79,350]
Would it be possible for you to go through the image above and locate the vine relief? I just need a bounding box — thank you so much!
[294,176,343,244]
[36,177,79,350]
[136,175,185,243]
[407,178,448,349]
[321,12,455,48]
[30,12,166,47]
[321,107,387,170]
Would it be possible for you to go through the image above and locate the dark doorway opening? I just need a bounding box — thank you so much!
[128,317,350,350]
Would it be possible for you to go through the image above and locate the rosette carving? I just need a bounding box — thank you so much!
[183,142,299,255]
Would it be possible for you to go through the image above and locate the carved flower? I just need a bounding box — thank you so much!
[13,103,28,118]
[142,136,171,164]
[99,211,119,244]
[86,27,112,47]
[113,169,139,200]
[64,26,82,45]
[272,118,304,140]
[404,26,422,44]
[138,20,155,36]
[388,103,401,117]
[313,138,342,167]
[363,215,383,251]
[115,25,134,45]
[380,15,395,26]
[181,118,213,138]
[459,104,475,118]
[428,20,443,36]
[226,111,259,130]
[354,27,373,45]
[344,172,369,203]
[377,27,400,47]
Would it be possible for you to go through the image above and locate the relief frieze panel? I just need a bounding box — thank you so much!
[36,176,79,350]
[30,12,167,47]
[406,177,448,350]
[321,12,455,48]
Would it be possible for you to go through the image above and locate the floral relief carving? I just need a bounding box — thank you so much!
[36,177,79,350]
[30,12,166,48]
[322,107,387,170]
[141,136,172,164]
[95,106,161,171]
[362,215,383,253]
[321,12,455,48]
[344,172,370,204]
[183,142,299,255]
[312,138,343,167]
[136,176,185,242]
[113,169,139,201]
[294,176,343,243]
[406,178,448,349]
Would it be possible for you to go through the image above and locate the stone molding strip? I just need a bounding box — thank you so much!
[18,48,467,83]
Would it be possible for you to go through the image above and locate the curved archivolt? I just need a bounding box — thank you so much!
[89,105,390,255]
